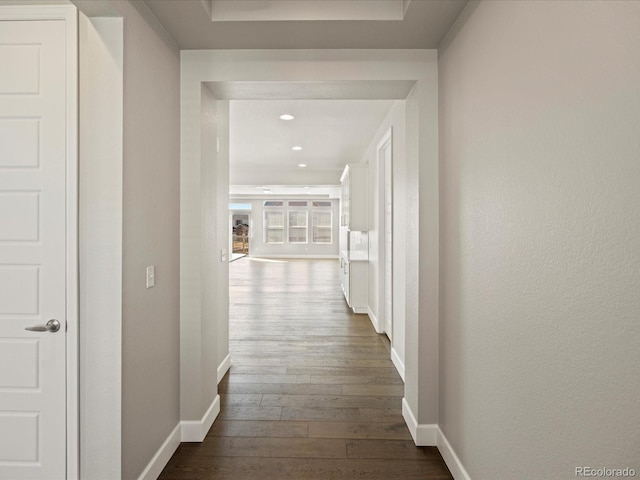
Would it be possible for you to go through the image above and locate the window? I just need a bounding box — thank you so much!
[288,211,308,244]
[264,210,284,243]
[264,200,284,207]
[312,201,332,208]
[288,201,308,207]
[312,210,332,244]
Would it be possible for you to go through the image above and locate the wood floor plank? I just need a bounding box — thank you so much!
[161,456,452,480]
[347,440,442,461]
[218,382,343,396]
[342,384,405,396]
[219,394,263,407]
[281,406,362,421]
[208,420,309,438]
[216,406,282,421]
[308,421,414,440]
[260,394,401,409]
[159,259,452,480]
[178,437,348,459]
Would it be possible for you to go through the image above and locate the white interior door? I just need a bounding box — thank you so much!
[0,18,68,479]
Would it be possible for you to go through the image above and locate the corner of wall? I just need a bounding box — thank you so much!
[401,398,437,446]
[181,395,221,443]
[135,423,181,480]
[437,427,472,480]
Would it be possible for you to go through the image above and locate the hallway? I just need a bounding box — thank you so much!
[159,258,452,479]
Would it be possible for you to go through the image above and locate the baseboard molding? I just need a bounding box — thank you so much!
[401,398,437,446]
[366,306,384,333]
[217,353,231,384]
[437,427,472,480]
[390,347,405,381]
[136,423,180,480]
[181,395,220,442]
[252,255,339,259]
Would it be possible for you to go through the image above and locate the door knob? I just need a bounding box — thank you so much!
[25,319,61,333]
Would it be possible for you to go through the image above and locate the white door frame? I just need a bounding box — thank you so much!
[377,128,393,340]
[0,5,79,478]
[181,49,440,447]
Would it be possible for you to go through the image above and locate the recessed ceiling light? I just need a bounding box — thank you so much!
[279,114,295,121]
[298,163,307,168]
[292,146,303,151]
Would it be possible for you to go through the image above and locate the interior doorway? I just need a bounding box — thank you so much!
[229,204,252,261]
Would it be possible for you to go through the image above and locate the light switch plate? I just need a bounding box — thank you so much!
[146,265,155,289]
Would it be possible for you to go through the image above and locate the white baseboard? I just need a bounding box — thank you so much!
[217,353,231,383]
[136,423,180,480]
[401,398,437,446]
[252,254,339,259]
[437,427,471,480]
[366,306,384,333]
[390,347,405,381]
[181,395,220,442]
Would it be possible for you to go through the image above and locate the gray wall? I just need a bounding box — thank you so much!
[438,1,640,478]
[118,1,181,478]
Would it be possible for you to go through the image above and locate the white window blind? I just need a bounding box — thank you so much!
[288,211,308,244]
[312,210,332,244]
[264,210,284,243]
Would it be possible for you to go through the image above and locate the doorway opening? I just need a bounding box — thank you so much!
[229,203,252,260]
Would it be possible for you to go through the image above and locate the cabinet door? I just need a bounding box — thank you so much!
[343,260,350,305]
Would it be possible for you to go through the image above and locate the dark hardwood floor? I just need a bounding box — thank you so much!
[159,258,453,479]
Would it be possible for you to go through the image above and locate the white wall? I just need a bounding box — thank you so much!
[402,77,440,440]
[438,1,640,478]
[180,73,228,448]
[361,100,406,375]
[231,198,339,258]
[78,14,123,479]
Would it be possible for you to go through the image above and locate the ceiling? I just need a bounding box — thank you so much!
[229,99,395,187]
[142,0,468,195]
[143,0,467,49]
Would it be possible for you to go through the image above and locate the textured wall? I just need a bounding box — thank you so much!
[438,1,640,478]
[119,1,181,478]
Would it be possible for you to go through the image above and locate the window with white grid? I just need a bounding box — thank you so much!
[312,210,332,244]
[288,211,308,244]
[264,210,284,244]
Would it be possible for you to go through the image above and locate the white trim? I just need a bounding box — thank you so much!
[181,395,221,442]
[251,254,339,259]
[377,127,393,346]
[217,353,231,383]
[136,423,181,480]
[64,6,80,479]
[391,347,405,381]
[437,427,472,480]
[402,398,437,446]
[367,306,384,333]
[352,306,368,314]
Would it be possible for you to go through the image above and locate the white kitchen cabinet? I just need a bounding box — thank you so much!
[340,164,368,231]
[340,253,368,314]
[339,164,369,313]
